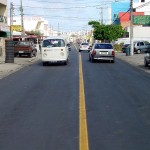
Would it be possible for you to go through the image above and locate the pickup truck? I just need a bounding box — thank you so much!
[134,41,150,54]
[14,41,37,57]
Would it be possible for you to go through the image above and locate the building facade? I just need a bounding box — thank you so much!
[0,0,9,37]
[0,0,9,56]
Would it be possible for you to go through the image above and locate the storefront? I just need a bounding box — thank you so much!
[0,24,10,56]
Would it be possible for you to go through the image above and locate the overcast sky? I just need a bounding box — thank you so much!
[8,0,139,32]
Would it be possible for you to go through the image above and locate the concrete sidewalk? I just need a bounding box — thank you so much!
[0,52,41,79]
[116,52,150,74]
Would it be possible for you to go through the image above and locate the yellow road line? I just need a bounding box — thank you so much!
[79,53,89,150]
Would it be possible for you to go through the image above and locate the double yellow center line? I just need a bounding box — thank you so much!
[79,53,89,150]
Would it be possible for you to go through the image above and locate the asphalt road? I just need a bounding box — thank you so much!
[0,44,150,150]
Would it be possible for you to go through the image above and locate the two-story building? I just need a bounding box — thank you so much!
[112,0,150,44]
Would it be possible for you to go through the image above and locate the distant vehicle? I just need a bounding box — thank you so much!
[122,44,130,53]
[41,36,69,66]
[14,41,37,57]
[134,41,150,54]
[79,43,90,52]
[89,43,115,63]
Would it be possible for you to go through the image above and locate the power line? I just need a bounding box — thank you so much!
[28,0,100,4]
[14,4,101,10]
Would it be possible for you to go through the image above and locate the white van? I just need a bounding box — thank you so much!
[41,36,69,66]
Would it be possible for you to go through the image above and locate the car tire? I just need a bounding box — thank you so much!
[137,49,141,54]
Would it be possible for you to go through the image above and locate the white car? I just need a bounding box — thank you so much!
[41,36,69,66]
[89,43,115,63]
[79,43,90,52]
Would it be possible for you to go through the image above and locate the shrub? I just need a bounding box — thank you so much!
[113,43,124,52]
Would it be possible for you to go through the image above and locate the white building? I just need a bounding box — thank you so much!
[134,0,150,15]
[10,16,50,37]
[115,0,150,44]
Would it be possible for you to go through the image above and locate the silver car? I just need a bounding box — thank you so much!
[89,43,115,63]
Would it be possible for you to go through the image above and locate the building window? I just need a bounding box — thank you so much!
[141,0,145,2]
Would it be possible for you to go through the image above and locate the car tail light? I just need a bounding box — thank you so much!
[92,50,96,55]
[112,50,115,56]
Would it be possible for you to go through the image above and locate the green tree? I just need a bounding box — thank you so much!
[88,21,125,42]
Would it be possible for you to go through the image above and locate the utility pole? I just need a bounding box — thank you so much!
[10,2,14,40]
[130,0,134,56]
[58,23,59,36]
[20,0,25,39]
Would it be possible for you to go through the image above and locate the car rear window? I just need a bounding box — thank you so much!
[95,44,113,49]
[42,39,65,47]
[82,43,88,45]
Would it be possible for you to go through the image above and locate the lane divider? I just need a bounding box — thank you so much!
[79,53,89,150]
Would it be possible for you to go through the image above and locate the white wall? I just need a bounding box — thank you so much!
[134,0,150,15]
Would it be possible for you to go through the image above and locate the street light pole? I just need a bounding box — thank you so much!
[10,2,14,40]
[130,0,134,56]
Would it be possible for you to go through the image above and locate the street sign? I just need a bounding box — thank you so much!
[133,15,150,26]
[11,25,22,32]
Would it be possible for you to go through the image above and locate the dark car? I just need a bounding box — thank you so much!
[122,44,130,53]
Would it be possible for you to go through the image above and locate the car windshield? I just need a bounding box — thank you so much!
[17,42,30,46]
[95,44,113,49]
[42,39,65,47]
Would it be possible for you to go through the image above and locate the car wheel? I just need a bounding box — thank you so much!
[144,59,148,67]
[137,49,141,54]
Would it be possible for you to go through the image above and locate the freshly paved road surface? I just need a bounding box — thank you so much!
[0,44,150,150]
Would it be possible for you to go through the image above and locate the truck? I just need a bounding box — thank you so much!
[14,41,37,57]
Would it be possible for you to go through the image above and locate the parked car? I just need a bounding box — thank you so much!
[79,43,90,52]
[89,43,115,63]
[134,41,150,54]
[144,49,150,67]
[122,44,130,53]
[14,41,37,57]
[41,36,69,66]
